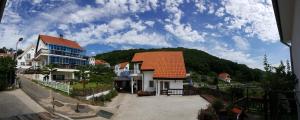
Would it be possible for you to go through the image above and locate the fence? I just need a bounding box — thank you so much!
[38,80,71,95]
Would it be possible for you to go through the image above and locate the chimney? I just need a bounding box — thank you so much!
[59,34,63,39]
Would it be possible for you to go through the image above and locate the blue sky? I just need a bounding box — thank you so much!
[0,0,290,69]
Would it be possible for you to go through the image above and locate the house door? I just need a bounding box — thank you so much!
[160,81,163,90]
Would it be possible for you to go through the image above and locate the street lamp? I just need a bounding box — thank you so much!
[15,38,23,87]
[15,38,23,60]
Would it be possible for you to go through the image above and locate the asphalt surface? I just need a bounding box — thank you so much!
[0,89,47,119]
[20,76,80,104]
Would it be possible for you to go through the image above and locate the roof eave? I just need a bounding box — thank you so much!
[272,0,294,47]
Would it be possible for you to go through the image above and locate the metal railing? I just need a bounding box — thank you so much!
[37,80,71,95]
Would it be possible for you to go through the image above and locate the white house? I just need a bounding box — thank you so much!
[114,62,130,76]
[272,0,300,118]
[130,51,187,96]
[17,45,35,69]
[33,35,88,81]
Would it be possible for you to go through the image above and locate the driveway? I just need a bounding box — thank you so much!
[0,89,47,118]
[109,94,209,120]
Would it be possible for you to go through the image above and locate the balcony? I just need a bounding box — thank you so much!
[129,70,141,77]
[35,48,49,58]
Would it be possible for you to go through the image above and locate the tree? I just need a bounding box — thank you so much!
[74,65,90,90]
[190,71,201,83]
[42,64,57,81]
[90,64,115,87]
[262,56,296,120]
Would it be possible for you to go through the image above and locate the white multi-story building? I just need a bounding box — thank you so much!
[130,51,187,96]
[17,45,35,69]
[33,35,88,81]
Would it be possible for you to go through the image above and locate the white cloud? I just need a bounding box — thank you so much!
[145,21,155,27]
[68,0,159,24]
[207,3,215,14]
[106,30,170,47]
[215,7,225,17]
[32,0,42,4]
[165,24,204,42]
[232,36,249,50]
[194,0,206,13]
[220,0,279,42]
[164,0,205,42]
[205,24,215,29]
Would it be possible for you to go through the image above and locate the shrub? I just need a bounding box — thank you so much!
[0,57,15,90]
[198,106,218,120]
[212,99,224,112]
[137,91,155,96]
[96,89,118,102]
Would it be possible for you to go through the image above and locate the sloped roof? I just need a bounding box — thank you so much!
[95,59,108,65]
[132,51,186,79]
[17,45,35,59]
[119,62,129,69]
[39,35,83,50]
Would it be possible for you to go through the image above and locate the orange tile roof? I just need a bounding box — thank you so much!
[119,62,129,69]
[39,35,83,50]
[95,59,108,65]
[132,51,186,79]
[218,72,231,81]
[231,107,241,114]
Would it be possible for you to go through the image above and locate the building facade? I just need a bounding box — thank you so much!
[130,51,187,96]
[34,35,88,81]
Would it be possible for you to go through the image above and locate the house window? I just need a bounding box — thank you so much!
[149,81,154,87]
[21,62,25,66]
[164,82,169,89]
[26,54,31,59]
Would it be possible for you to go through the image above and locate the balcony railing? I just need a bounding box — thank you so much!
[35,48,87,59]
[129,70,142,76]
[35,48,49,57]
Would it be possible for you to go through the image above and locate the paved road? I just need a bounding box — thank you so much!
[20,76,80,104]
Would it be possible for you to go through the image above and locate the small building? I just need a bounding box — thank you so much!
[130,51,187,96]
[218,72,231,83]
[17,45,35,69]
[89,57,110,67]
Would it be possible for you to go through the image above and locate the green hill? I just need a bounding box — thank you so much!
[95,47,263,82]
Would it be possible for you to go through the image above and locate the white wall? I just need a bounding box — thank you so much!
[37,40,47,52]
[143,71,155,91]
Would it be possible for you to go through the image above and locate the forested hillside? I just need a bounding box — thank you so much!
[95,47,263,82]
